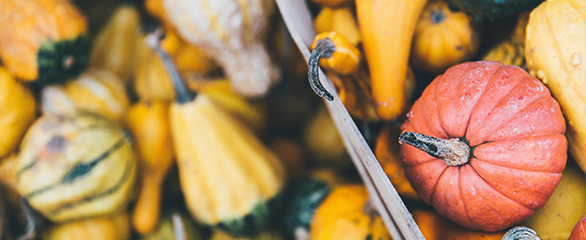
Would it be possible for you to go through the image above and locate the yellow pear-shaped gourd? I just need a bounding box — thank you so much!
[125,100,174,235]
[41,68,130,122]
[16,112,137,222]
[90,4,140,82]
[146,32,285,237]
[314,7,361,45]
[0,67,37,158]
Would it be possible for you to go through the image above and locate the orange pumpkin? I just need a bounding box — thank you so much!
[399,61,567,232]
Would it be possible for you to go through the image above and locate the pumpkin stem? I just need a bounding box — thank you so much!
[145,29,196,104]
[398,131,470,167]
[502,226,540,240]
[308,38,335,101]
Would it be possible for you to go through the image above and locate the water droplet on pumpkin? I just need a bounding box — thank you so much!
[571,54,581,66]
[513,128,519,134]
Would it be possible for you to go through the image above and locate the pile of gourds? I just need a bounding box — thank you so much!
[0,0,584,239]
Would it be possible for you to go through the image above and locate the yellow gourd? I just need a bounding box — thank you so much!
[16,112,137,222]
[134,29,217,101]
[410,0,481,74]
[147,32,285,237]
[375,125,419,200]
[125,100,174,235]
[525,0,586,173]
[163,0,281,97]
[314,7,361,45]
[310,185,391,240]
[0,67,37,158]
[90,4,140,82]
[41,68,130,122]
[43,211,131,240]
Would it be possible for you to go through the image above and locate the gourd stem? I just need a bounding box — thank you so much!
[308,38,335,101]
[17,198,37,240]
[145,30,196,104]
[172,212,186,240]
[502,226,540,240]
[398,131,470,167]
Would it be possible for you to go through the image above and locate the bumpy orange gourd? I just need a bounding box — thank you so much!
[356,0,427,120]
[525,0,586,173]
[400,61,567,232]
[310,185,391,240]
[125,100,174,235]
[0,68,37,158]
[410,0,480,74]
[0,0,90,85]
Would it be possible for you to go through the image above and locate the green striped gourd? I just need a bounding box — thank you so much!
[16,112,137,222]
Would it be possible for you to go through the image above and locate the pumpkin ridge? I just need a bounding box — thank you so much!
[428,165,450,207]
[470,155,561,176]
[470,159,562,210]
[468,79,549,145]
[485,95,565,142]
[437,62,494,138]
[461,164,523,228]
[457,168,480,230]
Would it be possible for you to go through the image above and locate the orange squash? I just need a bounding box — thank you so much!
[356,0,428,120]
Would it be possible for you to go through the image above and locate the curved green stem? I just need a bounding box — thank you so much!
[308,38,335,101]
[145,30,195,104]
